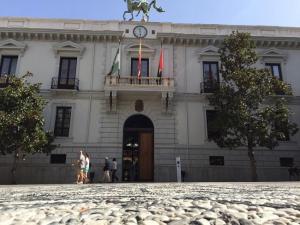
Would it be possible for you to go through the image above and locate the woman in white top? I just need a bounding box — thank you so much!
[84,152,90,183]
[78,150,86,184]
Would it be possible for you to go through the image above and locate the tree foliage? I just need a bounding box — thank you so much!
[0,73,55,156]
[208,32,298,180]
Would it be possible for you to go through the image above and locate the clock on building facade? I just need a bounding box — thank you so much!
[133,25,148,38]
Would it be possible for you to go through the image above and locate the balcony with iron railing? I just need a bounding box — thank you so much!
[51,77,79,91]
[274,84,292,96]
[200,81,221,94]
[104,76,175,93]
[201,81,293,95]
[0,76,14,88]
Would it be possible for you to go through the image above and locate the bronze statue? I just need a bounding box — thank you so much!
[123,0,165,22]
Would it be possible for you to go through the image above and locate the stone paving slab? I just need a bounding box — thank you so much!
[0,182,299,225]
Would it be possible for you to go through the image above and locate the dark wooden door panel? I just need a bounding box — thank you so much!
[139,133,153,181]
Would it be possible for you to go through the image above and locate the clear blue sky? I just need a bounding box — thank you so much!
[1,0,300,27]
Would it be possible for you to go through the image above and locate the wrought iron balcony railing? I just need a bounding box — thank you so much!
[104,76,175,92]
[200,81,221,93]
[200,81,292,96]
[274,84,292,96]
[0,76,13,88]
[51,77,79,90]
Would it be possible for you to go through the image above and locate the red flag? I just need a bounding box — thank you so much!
[137,39,142,79]
[157,44,164,78]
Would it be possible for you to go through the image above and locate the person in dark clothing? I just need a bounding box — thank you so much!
[102,157,111,182]
[89,163,95,183]
[111,158,119,182]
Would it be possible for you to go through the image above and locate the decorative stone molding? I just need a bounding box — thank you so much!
[158,33,300,48]
[196,45,219,59]
[125,43,156,56]
[0,39,27,55]
[259,48,288,64]
[196,45,220,63]
[53,41,85,57]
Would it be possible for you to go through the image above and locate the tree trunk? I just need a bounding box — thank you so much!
[247,147,258,181]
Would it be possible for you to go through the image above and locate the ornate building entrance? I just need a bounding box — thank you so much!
[122,114,154,182]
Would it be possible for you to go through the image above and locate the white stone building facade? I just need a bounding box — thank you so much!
[0,17,299,184]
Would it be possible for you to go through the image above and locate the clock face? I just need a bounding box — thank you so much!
[133,25,148,38]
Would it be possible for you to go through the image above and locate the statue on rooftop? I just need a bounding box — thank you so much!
[123,0,165,22]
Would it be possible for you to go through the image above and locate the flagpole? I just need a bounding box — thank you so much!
[137,38,142,80]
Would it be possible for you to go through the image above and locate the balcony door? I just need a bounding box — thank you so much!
[131,58,149,77]
[203,61,219,93]
[0,55,18,76]
[58,57,77,89]
[0,56,18,88]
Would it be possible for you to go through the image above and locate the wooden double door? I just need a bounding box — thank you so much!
[122,131,154,182]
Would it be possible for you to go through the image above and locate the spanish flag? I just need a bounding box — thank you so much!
[137,39,142,79]
[157,43,164,78]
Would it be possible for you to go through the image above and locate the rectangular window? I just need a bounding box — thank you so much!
[131,58,149,77]
[202,61,219,93]
[0,55,18,76]
[209,156,224,166]
[54,107,72,137]
[206,110,218,140]
[58,57,77,88]
[280,157,294,167]
[266,63,282,80]
[275,120,290,141]
[50,154,66,164]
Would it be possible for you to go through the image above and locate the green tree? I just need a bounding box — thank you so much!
[0,72,55,184]
[208,32,298,181]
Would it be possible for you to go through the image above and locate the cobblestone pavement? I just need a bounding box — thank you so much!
[0,182,299,225]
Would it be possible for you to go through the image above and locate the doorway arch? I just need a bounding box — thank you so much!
[122,114,154,182]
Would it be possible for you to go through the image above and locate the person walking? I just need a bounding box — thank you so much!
[84,152,90,183]
[111,158,119,182]
[75,159,81,184]
[102,157,111,182]
[89,163,95,183]
[78,150,86,184]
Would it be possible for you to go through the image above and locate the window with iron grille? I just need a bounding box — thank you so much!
[209,156,224,166]
[275,120,290,141]
[54,107,72,137]
[0,55,18,76]
[202,61,219,93]
[58,57,77,88]
[280,157,294,167]
[266,63,282,80]
[206,110,219,140]
[50,154,66,164]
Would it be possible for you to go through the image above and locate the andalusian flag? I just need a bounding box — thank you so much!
[157,43,164,78]
[108,43,121,76]
[137,39,142,79]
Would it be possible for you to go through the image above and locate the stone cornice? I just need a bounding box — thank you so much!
[0,27,124,42]
[1,17,300,45]
[157,33,300,48]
